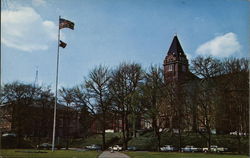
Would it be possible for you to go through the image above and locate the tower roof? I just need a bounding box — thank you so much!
[167,35,186,57]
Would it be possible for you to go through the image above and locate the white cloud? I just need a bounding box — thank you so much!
[32,0,46,7]
[196,32,241,57]
[1,7,57,52]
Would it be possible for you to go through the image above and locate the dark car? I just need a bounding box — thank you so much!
[38,143,52,150]
[38,143,62,150]
[181,145,200,152]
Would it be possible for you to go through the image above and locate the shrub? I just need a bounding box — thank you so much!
[2,136,32,149]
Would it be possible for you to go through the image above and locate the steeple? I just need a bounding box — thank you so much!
[167,35,186,59]
[163,35,189,82]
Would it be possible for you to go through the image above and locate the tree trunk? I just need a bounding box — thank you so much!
[102,128,106,150]
[178,128,182,152]
[157,132,161,152]
[237,130,241,154]
[121,112,126,149]
[66,110,69,150]
[169,116,173,131]
[152,117,161,151]
[192,108,197,133]
[207,126,211,152]
[125,112,129,150]
[17,118,21,148]
[132,113,136,138]
[102,113,106,150]
[177,109,182,152]
[66,136,69,150]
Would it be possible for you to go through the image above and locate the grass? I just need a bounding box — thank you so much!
[70,133,121,148]
[0,149,101,158]
[1,150,248,158]
[125,152,249,158]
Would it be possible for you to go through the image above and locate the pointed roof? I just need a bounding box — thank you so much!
[167,35,186,57]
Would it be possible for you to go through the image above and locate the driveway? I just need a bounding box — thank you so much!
[98,151,130,158]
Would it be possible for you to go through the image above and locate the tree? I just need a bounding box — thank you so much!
[165,81,186,152]
[79,105,94,137]
[85,65,111,150]
[190,56,222,152]
[59,87,75,149]
[128,89,143,138]
[35,86,54,143]
[109,62,143,150]
[67,85,95,138]
[2,82,43,147]
[141,66,165,151]
[218,58,248,154]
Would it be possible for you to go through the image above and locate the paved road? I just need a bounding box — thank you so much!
[98,151,130,158]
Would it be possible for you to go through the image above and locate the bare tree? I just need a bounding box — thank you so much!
[85,65,111,150]
[129,89,143,138]
[59,87,75,149]
[109,62,143,150]
[140,65,165,151]
[165,81,186,152]
[218,58,249,154]
[190,56,222,152]
[68,86,95,138]
[36,87,54,144]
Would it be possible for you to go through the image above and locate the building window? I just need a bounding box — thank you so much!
[182,65,186,72]
[168,65,173,71]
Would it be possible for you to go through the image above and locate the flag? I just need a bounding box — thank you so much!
[59,18,74,30]
[59,40,67,48]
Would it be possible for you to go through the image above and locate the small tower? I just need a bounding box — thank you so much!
[34,67,39,87]
[163,35,189,83]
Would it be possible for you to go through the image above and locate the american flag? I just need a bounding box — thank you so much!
[59,18,74,30]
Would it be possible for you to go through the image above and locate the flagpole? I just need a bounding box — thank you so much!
[52,15,61,152]
[0,12,1,100]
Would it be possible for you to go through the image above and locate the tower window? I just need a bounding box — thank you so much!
[168,65,173,71]
[182,65,186,72]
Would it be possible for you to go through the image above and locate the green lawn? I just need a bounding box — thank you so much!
[1,150,248,158]
[70,133,121,147]
[0,149,100,158]
[125,152,249,158]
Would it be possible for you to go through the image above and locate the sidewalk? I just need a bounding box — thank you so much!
[98,151,130,158]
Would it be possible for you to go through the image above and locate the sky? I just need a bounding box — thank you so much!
[1,0,249,89]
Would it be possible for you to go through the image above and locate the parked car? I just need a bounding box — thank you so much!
[203,145,228,153]
[109,145,122,151]
[38,143,52,150]
[127,146,137,151]
[85,144,101,150]
[216,146,228,152]
[181,145,200,152]
[160,145,176,152]
[2,133,16,137]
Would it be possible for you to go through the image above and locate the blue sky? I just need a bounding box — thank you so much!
[1,0,249,88]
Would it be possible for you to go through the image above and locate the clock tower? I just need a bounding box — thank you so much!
[163,35,189,83]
